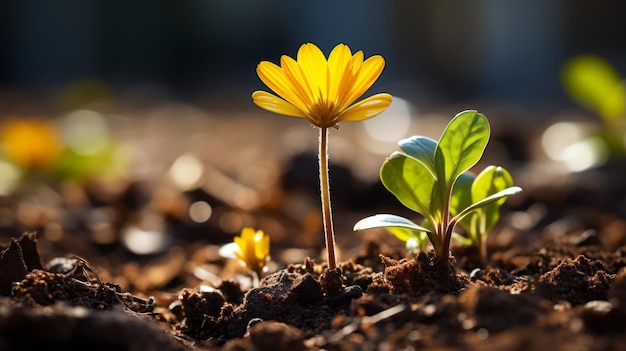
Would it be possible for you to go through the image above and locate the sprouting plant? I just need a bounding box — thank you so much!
[354,110,522,263]
[450,166,515,265]
[219,227,270,286]
[550,55,626,171]
[252,43,392,274]
[562,54,625,135]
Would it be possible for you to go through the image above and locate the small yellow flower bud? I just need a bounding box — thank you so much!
[232,227,270,278]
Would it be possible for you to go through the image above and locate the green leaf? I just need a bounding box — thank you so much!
[561,55,626,123]
[354,214,432,253]
[472,166,515,233]
[353,214,432,233]
[458,210,481,246]
[450,172,475,217]
[380,152,436,219]
[386,227,419,243]
[398,136,438,177]
[473,166,514,206]
[387,227,429,252]
[452,186,522,224]
[434,110,490,195]
[452,232,473,246]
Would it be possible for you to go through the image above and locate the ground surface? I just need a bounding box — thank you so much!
[1,105,626,350]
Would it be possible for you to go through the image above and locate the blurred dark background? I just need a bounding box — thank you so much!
[1,0,626,112]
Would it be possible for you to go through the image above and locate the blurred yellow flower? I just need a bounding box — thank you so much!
[0,118,63,171]
[252,43,392,129]
[233,227,270,277]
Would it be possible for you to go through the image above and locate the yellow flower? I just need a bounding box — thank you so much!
[233,227,270,277]
[0,118,63,171]
[252,43,392,129]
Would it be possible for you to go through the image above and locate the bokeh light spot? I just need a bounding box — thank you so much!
[541,122,608,172]
[219,211,244,233]
[0,160,22,195]
[61,110,110,156]
[121,226,169,255]
[169,154,204,191]
[362,97,412,143]
[189,201,212,223]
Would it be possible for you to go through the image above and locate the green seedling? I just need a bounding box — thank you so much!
[354,110,522,263]
[451,166,515,265]
[562,54,625,133]
[555,55,626,169]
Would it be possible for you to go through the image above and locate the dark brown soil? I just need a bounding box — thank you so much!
[1,112,626,351]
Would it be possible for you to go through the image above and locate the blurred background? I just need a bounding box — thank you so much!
[1,0,625,113]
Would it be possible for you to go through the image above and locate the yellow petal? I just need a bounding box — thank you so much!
[340,93,392,122]
[252,91,307,118]
[297,43,328,102]
[257,235,270,260]
[350,50,365,75]
[256,61,308,111]
[233,236,246,257]
[335,51,366,108]
[281,55,315,108]
[327,44,352,103]
[241,227,255,238]
[342,55,386,108]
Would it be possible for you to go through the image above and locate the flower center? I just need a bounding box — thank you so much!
[307,100,342,128]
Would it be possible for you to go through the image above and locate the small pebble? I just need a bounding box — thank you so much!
[46,257,77,274]
[470,268,483,282]
[245,318,264,336]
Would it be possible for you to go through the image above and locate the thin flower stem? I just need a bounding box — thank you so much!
[319,127,337,271]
